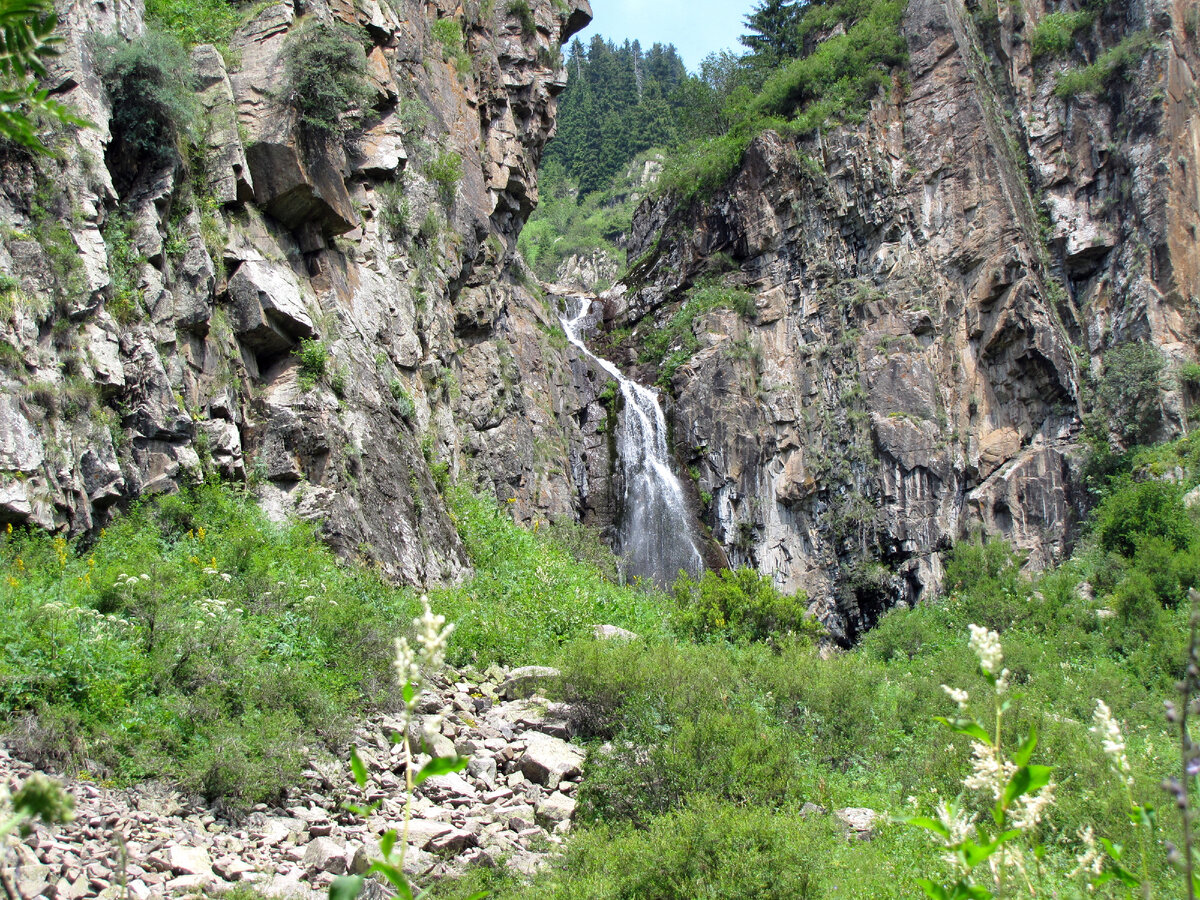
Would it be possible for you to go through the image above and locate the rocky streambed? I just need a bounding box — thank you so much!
[2,664,585,899]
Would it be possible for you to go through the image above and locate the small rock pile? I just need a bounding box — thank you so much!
[2,664,586,899]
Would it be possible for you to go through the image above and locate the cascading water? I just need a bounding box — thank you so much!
[561,296,704,588]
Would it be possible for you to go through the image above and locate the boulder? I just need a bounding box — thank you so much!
[518,732,585,790]
[499,666,560,700]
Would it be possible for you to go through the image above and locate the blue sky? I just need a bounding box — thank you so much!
[576,1,759,72]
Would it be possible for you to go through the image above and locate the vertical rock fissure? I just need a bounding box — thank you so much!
[560,295,703,588]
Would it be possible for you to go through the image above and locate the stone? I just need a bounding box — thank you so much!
[536,792,576,824]
[226,259,315,355]
[301,837,347,875]
[166,844,214,877]
[402,819,453,849]
[835,807,879,840]
[499,666,560,700]
[592,624,639,641]
[518,732,585,790]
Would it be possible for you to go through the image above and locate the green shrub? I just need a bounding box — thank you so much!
[282,19,374,137]
[1090,340,1165,447]
[1091,478,1196,558]
[672,567,817,644]
[506,0,535,34]
[295,338,328,390]
[431,18,471,76]
[1055,30,1154,98]
[389,378,415,420]
[638,280,758,386]
[425,150,463,202]
[101,213,146,324]
[144,0,244,49]
[1030,9,1094,59]
[92,29,197,177]
[379,181,411,241]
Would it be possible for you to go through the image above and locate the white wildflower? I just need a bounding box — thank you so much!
[394,637,419,690]
[140,574,150,581]
[967,624,1003,676]
[995,667,1011,696]
[1011,781,1056,830]
[1069,826,1105,878]
[963,740,1016,800]
[1091,699,1132,785]
[414,594,454,671]
[941,685,969,711]
[936,801,977,873]
[219,573,232,583]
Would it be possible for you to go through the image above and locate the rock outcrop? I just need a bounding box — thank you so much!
[0,0,596,584]
[594,0,1200,640]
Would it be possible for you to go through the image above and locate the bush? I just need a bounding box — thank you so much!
[638,280,758,386]
[431,18,471,76]
[93,29,197,180]
[672,567,816,644]
[282,19,374,137]
[101,213,146,324]
[1091,478,1196,558]
[295,338,328,390]
[425,150,463,202]
[389,378,415,420]
[1055,30,1154,98]
[1089,340,1166,447]
[506,0,535,35]
[1030,9,1094,59]
[144,0,244,48]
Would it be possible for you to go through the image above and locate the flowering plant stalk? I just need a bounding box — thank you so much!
[907,625,1055,900]
[330,596,484,900]
[1162,587,1200,899]
[1,774,74,900]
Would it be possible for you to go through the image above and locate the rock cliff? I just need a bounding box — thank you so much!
[0,0,597,584]
[595,0,1200,640]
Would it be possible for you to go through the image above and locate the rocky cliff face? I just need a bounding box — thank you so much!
[599,0,1200,640]
[0,0,598,583]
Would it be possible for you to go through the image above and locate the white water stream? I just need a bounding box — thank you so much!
[561,296,703,588]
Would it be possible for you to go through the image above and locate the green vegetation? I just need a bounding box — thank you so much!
[6,424,1200,894]
[101,213,146,324]
[546,1,906,207]
[425,149,464,203]
[93,28,197,180]
[672,567,820,644]
[1054,30,1154,98]
[0,0,89,153]
[282,19,374,137]
[1088,340,1165,448]
[506,0,535,35]
[519,157,642,281]
[295,338,329,391]
[144,0,244,50]
[1030,8,1094,60]
[637,280,756,386]
[389,378,415,421]
[431,18,471,77]
[546,37,689,196]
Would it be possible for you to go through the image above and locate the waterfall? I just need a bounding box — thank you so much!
[561,296,704,588]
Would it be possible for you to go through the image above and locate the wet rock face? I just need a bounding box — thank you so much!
[0,0,597,582]
[611,0,1199,640]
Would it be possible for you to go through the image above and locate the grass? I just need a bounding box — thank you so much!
[1030,8,1095,60]
[5,428,1200,895]
[1054,30,1154,98]
[636,280,757,386]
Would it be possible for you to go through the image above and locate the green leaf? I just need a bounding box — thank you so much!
[403,682,415,705]
[350,745,369,790]
[933,716,992,745]
[1098,837,1123,860]
[1131,803,1156,829]
[380,829,397,859]
[1013,725,1038,767]
[1002,763,1053,807]
[413,755,469,787]
[905,816,951,839]
[329,876,364,900]
[917,879,950,900]
[369,862,414,899]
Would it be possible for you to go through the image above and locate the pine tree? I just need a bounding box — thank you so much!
[739,0,801,64]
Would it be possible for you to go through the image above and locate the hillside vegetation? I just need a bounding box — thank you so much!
[4,431,1200,895]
